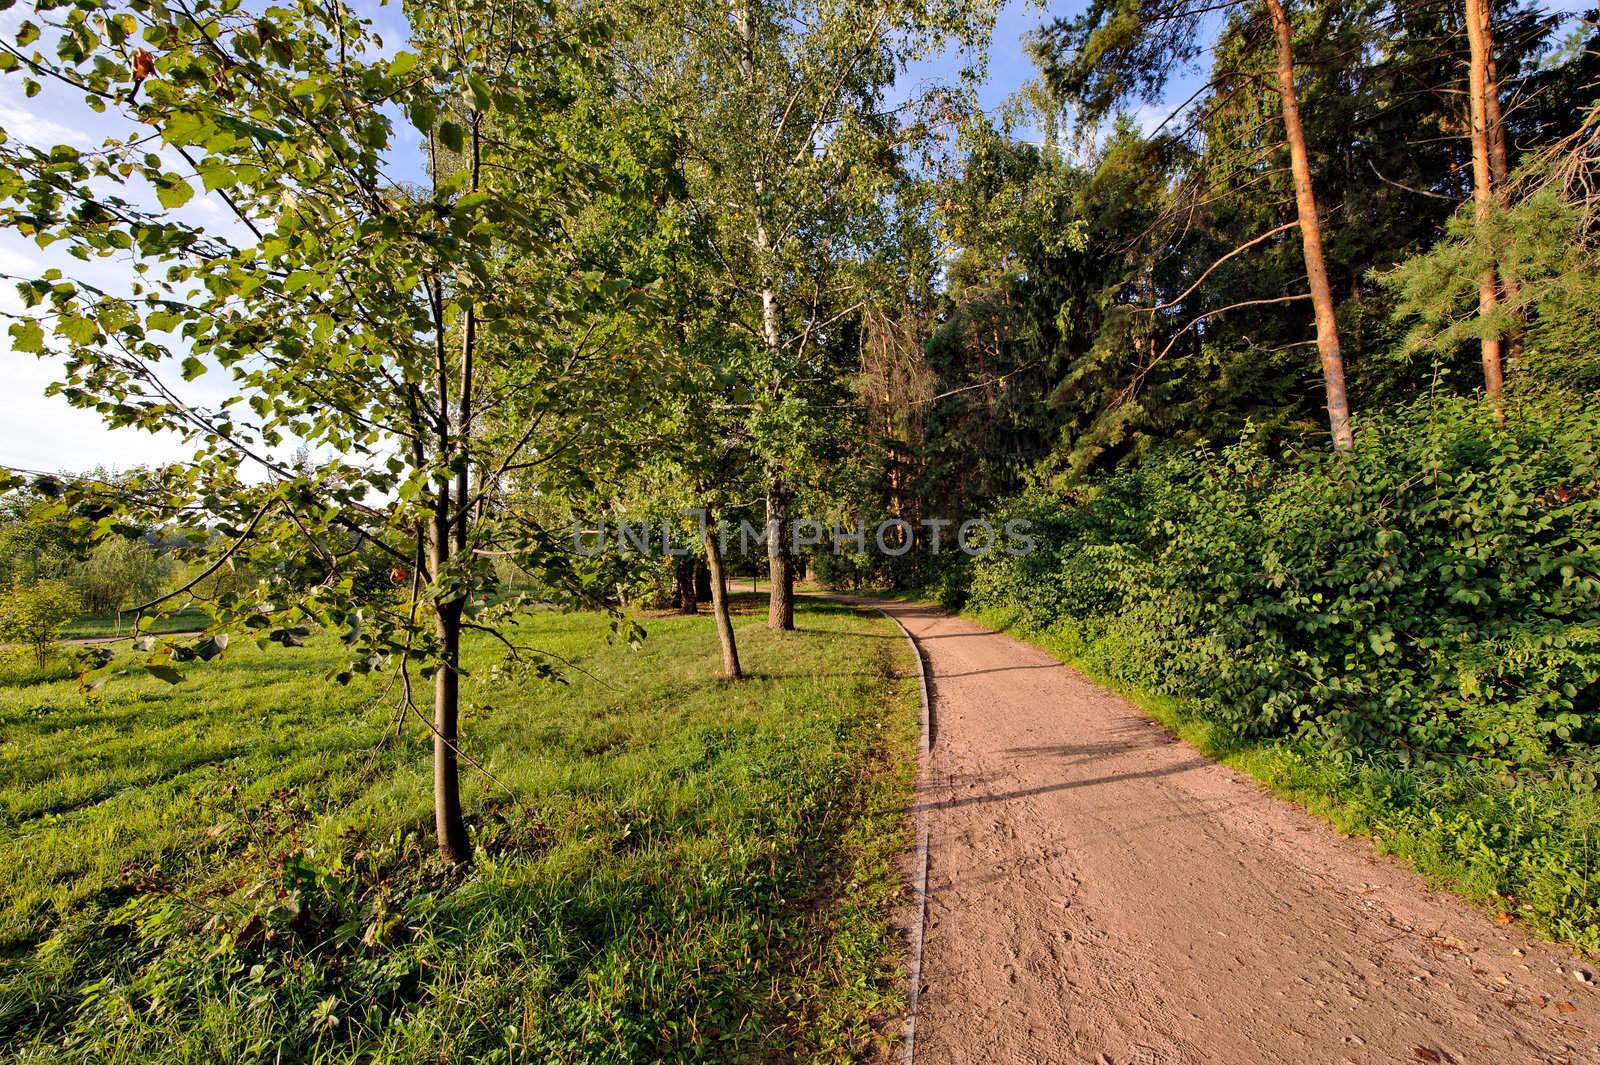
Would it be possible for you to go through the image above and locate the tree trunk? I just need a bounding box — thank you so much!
[676,556,698,614]
[1465,0,1506,402]
[694,560,712,602]
[431,599,471,863]
[702,513,742,679]
[765,473,794,630]
[1266,0,1354,451]
[428,450,470,864]
[1482,3,1512,193]
[735,0,793,629]
[1475,0,1520,379]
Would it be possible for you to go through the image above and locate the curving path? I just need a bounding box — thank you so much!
[864,598,1600,1065]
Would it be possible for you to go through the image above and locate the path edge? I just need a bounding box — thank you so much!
[878,606,931,1065]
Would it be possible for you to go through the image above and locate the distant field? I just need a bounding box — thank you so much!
[0,595,918,1063]
[58,606,214,640]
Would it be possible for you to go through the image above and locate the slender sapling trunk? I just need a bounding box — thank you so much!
[702,511,742,678]
[765,473,794,630]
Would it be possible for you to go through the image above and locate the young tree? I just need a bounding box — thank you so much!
[0,579,78,667]
[1,0,662,862]
[73,534,172,619]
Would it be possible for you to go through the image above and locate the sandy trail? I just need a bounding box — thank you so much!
[862,598,1600,1065]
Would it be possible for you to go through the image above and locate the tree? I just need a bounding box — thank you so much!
[1466,0,1507,399]
[73,534,172,619]
[609,0,997,628]
[1,0,664,862]
[1264,0,1352,448]
[1038,0,1354,448]
[0,490,79,588]
[0,579,78,667]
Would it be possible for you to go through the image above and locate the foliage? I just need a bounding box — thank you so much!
[0,0,679,859]
[70,536,172,618]
[967,395,1600,773]
[0,601,918,1062]
[892,0,1600,538]
[0,581,79,668]
[1385,102,1600,393]
[961,391,1600,946]
[0,497,79,591]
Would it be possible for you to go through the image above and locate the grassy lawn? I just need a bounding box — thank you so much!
[0,595,918,1063]
[57,606,214,641]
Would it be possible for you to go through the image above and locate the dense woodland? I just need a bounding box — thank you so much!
[2,0,1600,1054]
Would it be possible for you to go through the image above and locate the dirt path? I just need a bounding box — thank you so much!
[864,599,1600,1065]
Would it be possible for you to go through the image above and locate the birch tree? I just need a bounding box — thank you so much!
[610,0,997,627]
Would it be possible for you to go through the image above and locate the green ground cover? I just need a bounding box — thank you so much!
[58,607,214,641]
[0,596,918,1063]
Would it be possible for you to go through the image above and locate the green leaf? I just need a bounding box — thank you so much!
[10,319,44,353]
[466,74,493,112]
[57,316,98,345]
[156,175,195,209]
[199,163,237,193]
[388,52,419,77]
[407,98,437,134]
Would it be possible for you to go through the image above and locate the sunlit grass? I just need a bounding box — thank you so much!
[0,596,918,1063]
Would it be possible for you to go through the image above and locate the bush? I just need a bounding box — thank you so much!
[0,579,80,667]
[968,395,1600,775]
[964,394,1600,944]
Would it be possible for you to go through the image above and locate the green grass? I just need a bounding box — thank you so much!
[57,606,213,640]
[965,604,1600,955]
[0,595,919,1062]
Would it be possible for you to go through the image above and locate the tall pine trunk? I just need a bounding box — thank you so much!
[702,511,742,679]
[1266,0,1354,451]
[1465,0,1505,401]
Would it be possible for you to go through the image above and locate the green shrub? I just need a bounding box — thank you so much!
[970,395,1600,774]
[966,393,1600,944]
[0,580,80,668]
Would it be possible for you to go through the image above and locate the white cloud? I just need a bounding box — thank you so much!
[0,101,79,148]
[1,352,192,473]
